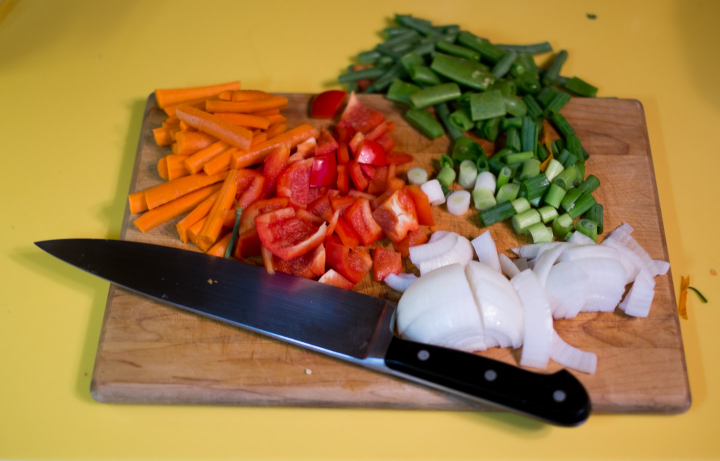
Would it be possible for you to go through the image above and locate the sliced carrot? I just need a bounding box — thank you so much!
[171,143,178,154]
[265,123,288,139]
[179,120,196,132]
[128,191,148,214]
[203,147,237,176]
[205,96,288,114]
[265,114,287,125]
[157,157,169,180]
[133,183,222,233]
[176,192,219,243]
[164,97,212,117]
[232,90,272,102]
[155,81,240,108]
[206,233,233,257]
[197,170,239,247]
[176,105,252,150]
[217,90,234,101]
[188,217,212,252]
[162,116,180,128]
[153,127,172,147]
[231,124,319,169]
[251,108,280,116]
[142,171,229,210]
[214,113,271,130]
[166,154,191,180]
[184,141,229,175]
[167,124,182,141]
[175,131,217,156]
[251,132,267,147]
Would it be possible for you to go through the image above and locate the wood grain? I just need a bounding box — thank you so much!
[91,94,690,413]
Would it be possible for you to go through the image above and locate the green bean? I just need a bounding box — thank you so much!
[386,80,421,105]
[516,73,541,95]
[496,42,553,54]
[491,50,517,78]
[565,77,598,97]
[408,66,443,86]
[544,91,571,115]
[434,24,460,35]
[358,50,382,65]
[457,31,505,63]
[409,83,462,108]
[436,40,481,61]
[377,56,395,66]
[382,29,420,49]
[506,127,521,151]
[452,136,484,162]
[435,102,464,141]
[469,89,506,121]
[395,14,437,36]
[382,27,412,40]
[406,108,445,139]
[537,86,560,107]
[503,94,528,117]
[430,53,495,91]
[345,65,358,93]
[449,108,474,131]
[543,50,568,86]
[338,66,388,83]
[523,94,543,118]
[400,52,425,72]
[371,63,406,91]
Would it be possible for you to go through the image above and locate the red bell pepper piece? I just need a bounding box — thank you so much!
[316,128,339,157]
[235,169,263,194]
[359,163,376,179]
[348,189,377,201]
[261,245,275,274]
[239,197,291,233]
[277,158,313,209]
[348,160,369,191]
[307,186,329,204]
[325,210,340,238]
[387,121,396,132]
[385,152,413,165]
[309,152,338,188]
[356,139,387,166]
[330,195,357,215]
[311,90,347,118]
[375,132,395,154]
[334,120,356,144]
[387,177,406,191]
[334,216,361,248]
[234,228,262,259]
[394,228,428,257]
[336,143,350,165]
[318,269,354,290]
[341,92,386,134]
[273,244,326,279]
[296,208,326,226]
[373,246,402,281]
[307,195,333,221]
[348,131,365,155]
[404,185,434,226]
[295,138,317,159]
[325,236,373,283]
[367,166,389,195]
[255,207,327,261]
[371,189,419,244]
[262,144,290,197]
[237,174,266,209]
[365,122,388,141]
[336,164,350,195]
[345,198,384,246]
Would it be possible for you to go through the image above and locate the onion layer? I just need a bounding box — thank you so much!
[546,261,590,319]
[447,190,471,215]
[551,330,597,374]
[511,269,553,369]
[471,231,501,272]
[416,232,474,276]
[384,273,418,293]
[499,253,520,278]
[619,269,655,317]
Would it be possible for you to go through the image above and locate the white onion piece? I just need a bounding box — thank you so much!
[474,171,496,192]
[511,270,553,369]
[607,226,660,276]
[447,190,471,215]
[546,262,590,319]
[499,254,520,278]
[420,179,446,206]
[573,258,628,312]
[526,258,536,270]
[409,232,457,264]
[567,231,596,246]
[429,328,489,352]
[558,245,620,262]
[608,222,634,241]
[466,262,525,349]
[513,242,564,259]
[619,270,656,317]
[384,273,418,293]
[471,231,501,272]
[532,244,567,288]
[407,167,428,185]
[601,238,642,284]
[513,257,529,271]
[418,235,473,276]
[654,260,670,275]
[551,330,597,374]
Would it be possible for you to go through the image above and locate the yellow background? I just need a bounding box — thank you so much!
[1,0,719,459]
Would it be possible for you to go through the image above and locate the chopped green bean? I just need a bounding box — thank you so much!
[523,95,543,119]
[386,80,421,104]
[435,102,464,140]
[565,76,598,97]
[358,50,383,65]
[409,82,461,108]
[395,14,437,36]
[457,31,505,63]
[503,94,528,117]
[491,79,517,96]
[469,89,506,120]
[496,42,553,54]
[406,108,445,139]
[479,116,502,142]
[338,67,388,83]
[409,66,443,86]
[400,52,425,72]
[371,63,407,91]
[449,108,474,131]
[436,40,481,60]
[491,50,517,78]
[382,26,412,40]
[431,53,495,91]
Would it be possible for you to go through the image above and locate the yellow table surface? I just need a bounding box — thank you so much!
[1,0,719,459]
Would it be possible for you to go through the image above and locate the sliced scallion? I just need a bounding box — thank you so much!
[511,197,531,213]
[437,165,456,188]
[577,174,600,195]
[553,165,577,191]
[552,213,574,237]
[544,183,567,209]
[504,151,534,164]
[506,127,521,152]
[576,219,598,242]
[544,159,565,182]
[520,174,551,200]
[496,166,512,190]
[585,203,604,234]
[568,193,597,219]
[520,158,541,181]
[458,160,479,189]
[512,209,541,234]
[560,187,582,213]
[527,222,553,243]
[407,167,429,185]
[476,155,490,173]
[496,183,520,203]
[473,188,497,211]
[537,205,558,224]
[479,201,516,227]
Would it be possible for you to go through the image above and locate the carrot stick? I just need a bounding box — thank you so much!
[133,183,222,233]
[205,96,288,114]
[142,171,229,210]
[203,147,237,176]
[162,116,179,128]
[128,191,148,214]
[179,120,195,132]
[188,217,212,252]
[231,124,319,169]
[184,141,229,175]
[167,124,182,141]
[217,90,234,101]
[214,113,271,130]
[175,131,217,156]
[155,81,240,108]
[206,233,233,257]
[175,105,252,150]
[251,109,280,116]
[171,143,178,154]
[231,90,272,102]
[265,123,288,139]
[164,97,211,117]
[176,192,219,243]
[197,169,239,247]
[250,132,267,147]
[157,157,169,180]
[265,114,287,125]
[166,154,191,180]
[153,127,172,147]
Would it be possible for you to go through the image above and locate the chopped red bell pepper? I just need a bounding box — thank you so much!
[234,228,262,259]
[262,144,290,197]
[387,121,396,132]
[336,143,350,165]
[334,120,356,144]
[373,246,402,281]
[237,175,266,209]
[239,197,291,233]
[345,197,384,246]
[236,169,264,193]
[356,139,387,166]
[255,207,327,261]
[316,128,339,157]
[388,163,397,179]
[385,152,413,165]
[273,244,326,279]
[294,138,317,159]
[394,228,428,257]
[404,185,434,226]
[348,131,365,155]
[359,163,376,179]
[367,165,389,195]
[330,195,357,215]
[277,158,312,209]
[311,90,347,119]
[365,122,388,141]
[336,164,350,195]
[307,195,333,221]
[309,151,337,188]
[325,210,340,238]
[333,216,361,248]
[348,189,377,201]
[375,132,395,154]
[325,236,373,283]
[387,177,406,191]
[318,269,354,290]
[341,92,386,134]
[327,189,340,199]
[371,189,419,244]
[307,186,330,204]
[348,160,369,191]
[296,208,326,226]
[371,188,394,211]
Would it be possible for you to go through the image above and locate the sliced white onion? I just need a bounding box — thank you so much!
[511,270,553,369]
[601,238,642,284]
[420,179,446,206]
[466,261,525,349]
[471,231,501,272]
[409,232,458,264]
[513,257,529,271]
[567,231,596,246]
[608,222,634,241]
[417,235,473,276]
[654,259,670,275]
[407,167,428,185]
[546,261,590,319]
[447,190,471,215]
[551,330,597,374]
[532,244,567,288]
[384,273,418,293]
[526,258,536,270]
[607,225,660,276]
[512,242,563,259]
[619,270,656,317]
[499,253,520,278]
[573,258,628,312]
[558,245,620,263]
[473,171,496,192]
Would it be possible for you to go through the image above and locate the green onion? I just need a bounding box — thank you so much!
[505,128,521,152]
[491,79,517,96]
[502,117,523,130]
[435,24,461,35]
[527,222,553,243]
[441,184,452,197]
[409,83,462,108]
[440,154,454,169]
[407,167,428,185]
[577,174,600,195]
[688,287,709,303]
[508,162,523,178]
[437,165,456,188]
[496,166,512,190]
[512,209,541,234]
[479,116,502,142]
[538,206,558,224]
[435,102,464,141]
[560,187,582,212]
[537,144,550,162]
[576,219,598,242]
[566,133,582,160]
[479,201,516,227]
[449,108,474,131]
[358,50,383,65]
[452,136,483,162]
[371,63,407,91]
[476,155,490,173]
[381,29,420,48]
[576,163,586,182]
[552,213,574,237]
[469,90,507,121]
[564,231,575,241]
[521,117,536,153]
[543,50,568,86]
[520,174,551,200]
[503,94,528,117]
[524,95,543,119]
[544,92,572,115]
[504,151,534,164]
[515,73,541,95]
[553,139,566,155]
[458,159,479,189]
[338,66,388,83]
[473,188,497,211]
[386,80,421,105]
[537,87,560,107]
[543,183,567,209]
[496,42,553,54]
[436,40,481,61]
[488,159,505,176]
[550,113,576,138]
[395,14,436,36]
[565,76,598,97]
[225,206,243,259]
[529,196,542,207]
[568,193,597,220]
[520,158,541,181]
[491,50,517,78]
[431,53,495,91]
[406,108,445,139]
[553,165,578,191]
[563,153,577,168]
[544,159,565,182]
[489,147,515,163]
[511,197,531,214]
[496,183,520,203]
[585,203,604,234]
[409,66,444,86]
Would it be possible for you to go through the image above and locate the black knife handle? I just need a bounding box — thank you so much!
[384,336,591,426]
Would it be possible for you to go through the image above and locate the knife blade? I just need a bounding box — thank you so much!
[36,238,590,426]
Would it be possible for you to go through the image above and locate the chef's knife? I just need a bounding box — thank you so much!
[36,238,590,426]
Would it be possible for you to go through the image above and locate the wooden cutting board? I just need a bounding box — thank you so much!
[91,93,690,413]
